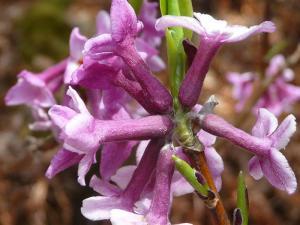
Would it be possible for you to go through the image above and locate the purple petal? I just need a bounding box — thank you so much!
[71,62,115,89]
[66,86,90,113]
[78,150,96,185]
[136,140,150,163]
[197,129,216,147]
[96,10,111,35]
[63,114,98,153]
[46,148,83,179]
[83,34,115,60]
[110,0,138,43]
[266,54,285,77]
[69,27,87,61]
[156,15,203,35]
[252,108,278,137]
[260,149,297,194]
[225,21,276,42]
[204,146,224,191]
[81,196,125,220]
[48,105,77,129]
[110,209,147,225]
[171,171,194,196]
[100,141,136,180]
[248,156,263,180]
[5,71,55,107]
[89,175,121,196]
[271,114,296,150]
[111,165,136,189]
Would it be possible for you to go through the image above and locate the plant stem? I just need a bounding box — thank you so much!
[187,150,230,225]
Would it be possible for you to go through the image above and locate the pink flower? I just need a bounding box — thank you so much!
[156,13,275,109]
[199,108,297,193]
[228,55,300,115]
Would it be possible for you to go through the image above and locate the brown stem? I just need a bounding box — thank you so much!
[187,150,231,225]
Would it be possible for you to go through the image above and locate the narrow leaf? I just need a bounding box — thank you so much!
[172,155,209,196]
[178,0,193,39]
[237,171,249,225]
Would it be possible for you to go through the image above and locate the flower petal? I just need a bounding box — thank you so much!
[225,21,276,43]
[110,0,138,43]
[260,149,297,194]
[69,27,87,61]
[78,150,96,185]
[204,146,224,191]
[171,171,194,196]
[71,62,115,89]
[197,129,216,146]
[48,105,77,129]
[271,114,296,150]
[100,141,136,180]
[136,140,150,163]
[46,148,82,179]
[63,113,99,153]
[111,165,136,190]
[248,156,263,180]
[156,15,203,35]
[110,209,147,225]
[81,196,124,220]
[5,71,55,107]
[66,86,90,113]
[96,10,111,35]
[252,108,278,137]
[83,34,115,60]
[89,175,121,196]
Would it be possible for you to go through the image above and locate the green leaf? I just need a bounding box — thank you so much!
[160,0,167,16]
[172,155,209,196]
[178,0,193,39]
[237,171,249,225]
[128,0,143,14]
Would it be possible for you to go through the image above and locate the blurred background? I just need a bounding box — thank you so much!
[0,0,300,224]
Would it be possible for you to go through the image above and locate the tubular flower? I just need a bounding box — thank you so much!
[84,0,172,114]
[5,60,66,108]
[199,108,297,194]
[156,13,275,109]
[48,87,173,185]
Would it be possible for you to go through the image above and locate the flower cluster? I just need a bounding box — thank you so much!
[5,0,297,224]
[227,54,300,115]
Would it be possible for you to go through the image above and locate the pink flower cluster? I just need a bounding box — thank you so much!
[5,0,298,224]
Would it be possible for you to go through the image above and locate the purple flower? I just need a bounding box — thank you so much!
[82,142,193,223]
[83,0,172,114]
[48,87,173,185]
[226,72,256,112]
[256,55,300,115]
[5,60,66,108]
[199,108,297,193]
[156,13,275,109]
[138,0,164,48]
[81,139,165,220]
[227,55,300,115]
[64,27,87,84]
